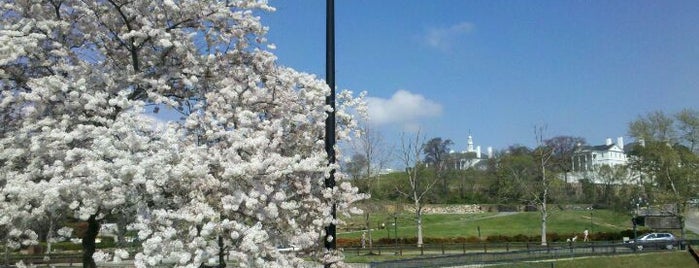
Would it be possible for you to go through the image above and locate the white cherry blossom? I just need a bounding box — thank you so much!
[1,1,365,267]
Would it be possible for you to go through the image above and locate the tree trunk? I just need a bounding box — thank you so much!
[540,182,548,246]
[540,203,547,246]
[117,214,129,248]
[540,152,549,246]
[460,172,465,199]
[415,202,423,248]
[365,213,373,253]
[82,215,100,268]
[4,240,9,268]
[218,235,226,268]
[442,173,447,196]
[46,216,54,255]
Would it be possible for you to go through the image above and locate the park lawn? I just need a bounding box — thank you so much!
[340,209,638,240]
[489,251,698,268]
[438,209,633,237]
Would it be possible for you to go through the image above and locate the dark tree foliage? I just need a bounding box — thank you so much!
[423,137,454,195]
[423,137,453,165]
[344,153,369,180]
[627,141,699,203]
[628,109,699,208]
[487,145,537,203]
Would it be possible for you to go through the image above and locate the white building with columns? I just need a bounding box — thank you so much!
[572,137,627,172]
[570,136,636,184]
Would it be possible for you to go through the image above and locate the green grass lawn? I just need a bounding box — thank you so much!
[340,209,639,240]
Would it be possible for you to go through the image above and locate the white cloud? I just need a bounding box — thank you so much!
[366,90,442,128]
[423,22,474,51]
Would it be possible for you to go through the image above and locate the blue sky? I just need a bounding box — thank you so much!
[261,1,699,153]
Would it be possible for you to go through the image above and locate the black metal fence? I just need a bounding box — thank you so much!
[365,239,698,268]
[3,240,697,268]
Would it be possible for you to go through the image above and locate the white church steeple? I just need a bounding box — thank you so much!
[467,134,474,152]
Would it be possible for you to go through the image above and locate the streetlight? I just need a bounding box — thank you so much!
[324,0,336,257]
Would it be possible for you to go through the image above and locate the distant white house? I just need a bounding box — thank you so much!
[569,137,637,184]
[572,137,627,172]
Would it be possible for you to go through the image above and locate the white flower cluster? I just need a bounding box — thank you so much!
[92,250,112,263]
[57,227,73,239]
[0,0,365,267]
[5,229,38,249]
[113,249,130,262]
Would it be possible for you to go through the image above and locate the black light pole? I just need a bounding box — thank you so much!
[394,216,398,253]
[590,209,593,234]
[324,0,337,255]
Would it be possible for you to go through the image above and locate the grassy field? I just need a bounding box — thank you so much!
[489,251,698,268]
[340,209,641,240]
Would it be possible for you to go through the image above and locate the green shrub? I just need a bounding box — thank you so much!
[486,234,511,242]
[351,229,640,248]
[512,234,531,242]
[52,241,83,251]
[452,236,481,243]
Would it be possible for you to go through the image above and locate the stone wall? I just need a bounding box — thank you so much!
[405,204,485,214]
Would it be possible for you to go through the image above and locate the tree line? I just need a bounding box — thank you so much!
[345,109,699,211]
[344,109,698,247]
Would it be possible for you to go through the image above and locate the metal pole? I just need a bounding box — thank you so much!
[324,0,336,255]
[394,216,398,254]
[634,201,639,241]
[386,222,389,239]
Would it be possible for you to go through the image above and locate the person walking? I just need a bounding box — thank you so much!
[361,231,367,248]
[583,229,589,242]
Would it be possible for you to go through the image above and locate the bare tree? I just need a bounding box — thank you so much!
[353,121,391,195]
[351,121,390,253]
[395,130,438,248]
[534,126,555,246]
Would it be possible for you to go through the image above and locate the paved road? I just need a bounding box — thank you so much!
[478,211,520,220]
